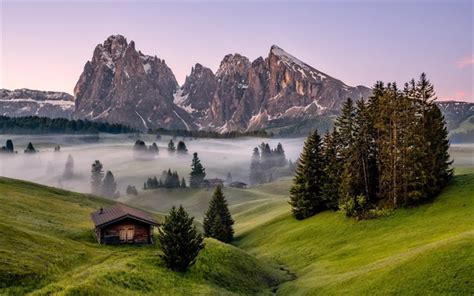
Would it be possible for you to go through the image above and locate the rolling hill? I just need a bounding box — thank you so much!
[0,177,288,295]
[1,168,473,295]
[233,168,474,295]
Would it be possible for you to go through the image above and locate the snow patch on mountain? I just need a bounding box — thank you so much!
[135,110,148,129]
[173,89,197,114]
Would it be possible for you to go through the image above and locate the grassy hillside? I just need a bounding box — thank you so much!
[2,165,473,295]
[449,115,474,143]
[124,178,292,220]
[0,177,288,295]
[234,169,474,295]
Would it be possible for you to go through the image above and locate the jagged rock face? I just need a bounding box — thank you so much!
[73,38,371,132]
[193,45,371,131]
[0,89,74,118]
[207,54,251,130]
[258,45,370,122]
[73,35,192,130]
[174,63,217,122]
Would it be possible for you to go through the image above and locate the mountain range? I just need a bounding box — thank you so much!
[1,34,472,136]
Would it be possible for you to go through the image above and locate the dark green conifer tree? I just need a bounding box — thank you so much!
[289,130,325,220]
[24,142,37,153]
[91,160,104,195]
[249,147,262,185]
[168,140,176,152]
[177,141,188,153]
[6,139,14,153]
[190,152,206,188]
[203,186,234,243]
[101,171,117,198]
[149,142,159,154]
[334,98,355,158]
[158,206,204,272]
[423,101,453,198]
[321,128,342,210]
[63,154,74,180]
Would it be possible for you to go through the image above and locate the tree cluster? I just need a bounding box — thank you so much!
[134,140,159,155]
[203,186,234,243]
[166,139,188,154]
[0,139,15,153]
[290,74,452,220]
[0,116,136,134]
[90,160,119,198]
[144,169,186,189]
[249,142,287,185]
[126,185,138,196]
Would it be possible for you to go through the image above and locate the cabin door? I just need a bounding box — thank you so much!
[119,228,127,242]
[126,227,134,243]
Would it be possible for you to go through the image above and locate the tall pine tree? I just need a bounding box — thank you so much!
[321,129,342,210]
[101,171,117,198]
[203,186,234,243]
[289,130,325,220]
[63,154,74,180]
[91,160,104,195]
[190,152,206,188]
[158,206,204,272]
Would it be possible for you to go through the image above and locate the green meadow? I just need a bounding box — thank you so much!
[1,166,473,295]
[0,178,288,295]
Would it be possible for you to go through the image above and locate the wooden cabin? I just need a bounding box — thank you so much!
[229,181,247,189]
[201,178,224,188]
[91,204,159,245]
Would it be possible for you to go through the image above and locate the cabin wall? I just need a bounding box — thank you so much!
[99,218,153,244]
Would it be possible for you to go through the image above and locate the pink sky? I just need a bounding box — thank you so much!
[1,1,472,101]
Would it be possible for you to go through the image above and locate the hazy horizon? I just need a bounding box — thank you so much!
[1,1,472,102]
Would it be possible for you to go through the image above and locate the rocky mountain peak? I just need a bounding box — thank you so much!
[103,34,128,59]
[216,54,251,78]
[174,63,217,121]
[73,35,192,130]
[189,63,206,78]
[71,35,371,132]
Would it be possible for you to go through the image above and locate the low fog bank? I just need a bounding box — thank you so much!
[0,133,305,195]
[1,134,472,198]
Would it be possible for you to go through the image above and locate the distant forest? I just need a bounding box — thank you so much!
[148,128,272,139]
[0,116,137,134]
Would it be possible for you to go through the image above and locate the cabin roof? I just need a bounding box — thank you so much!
[91,204,159,228]
[230,181,247,186]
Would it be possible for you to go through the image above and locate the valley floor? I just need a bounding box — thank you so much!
[1,167,473,295]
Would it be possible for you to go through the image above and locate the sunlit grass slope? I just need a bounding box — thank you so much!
[0,177,288,295]
[234,169,474,295]
[126,178,292,220]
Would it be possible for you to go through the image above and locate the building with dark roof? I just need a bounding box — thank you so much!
[229,181,247,189]
[201,178,224,188]
[91,204,159,245]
